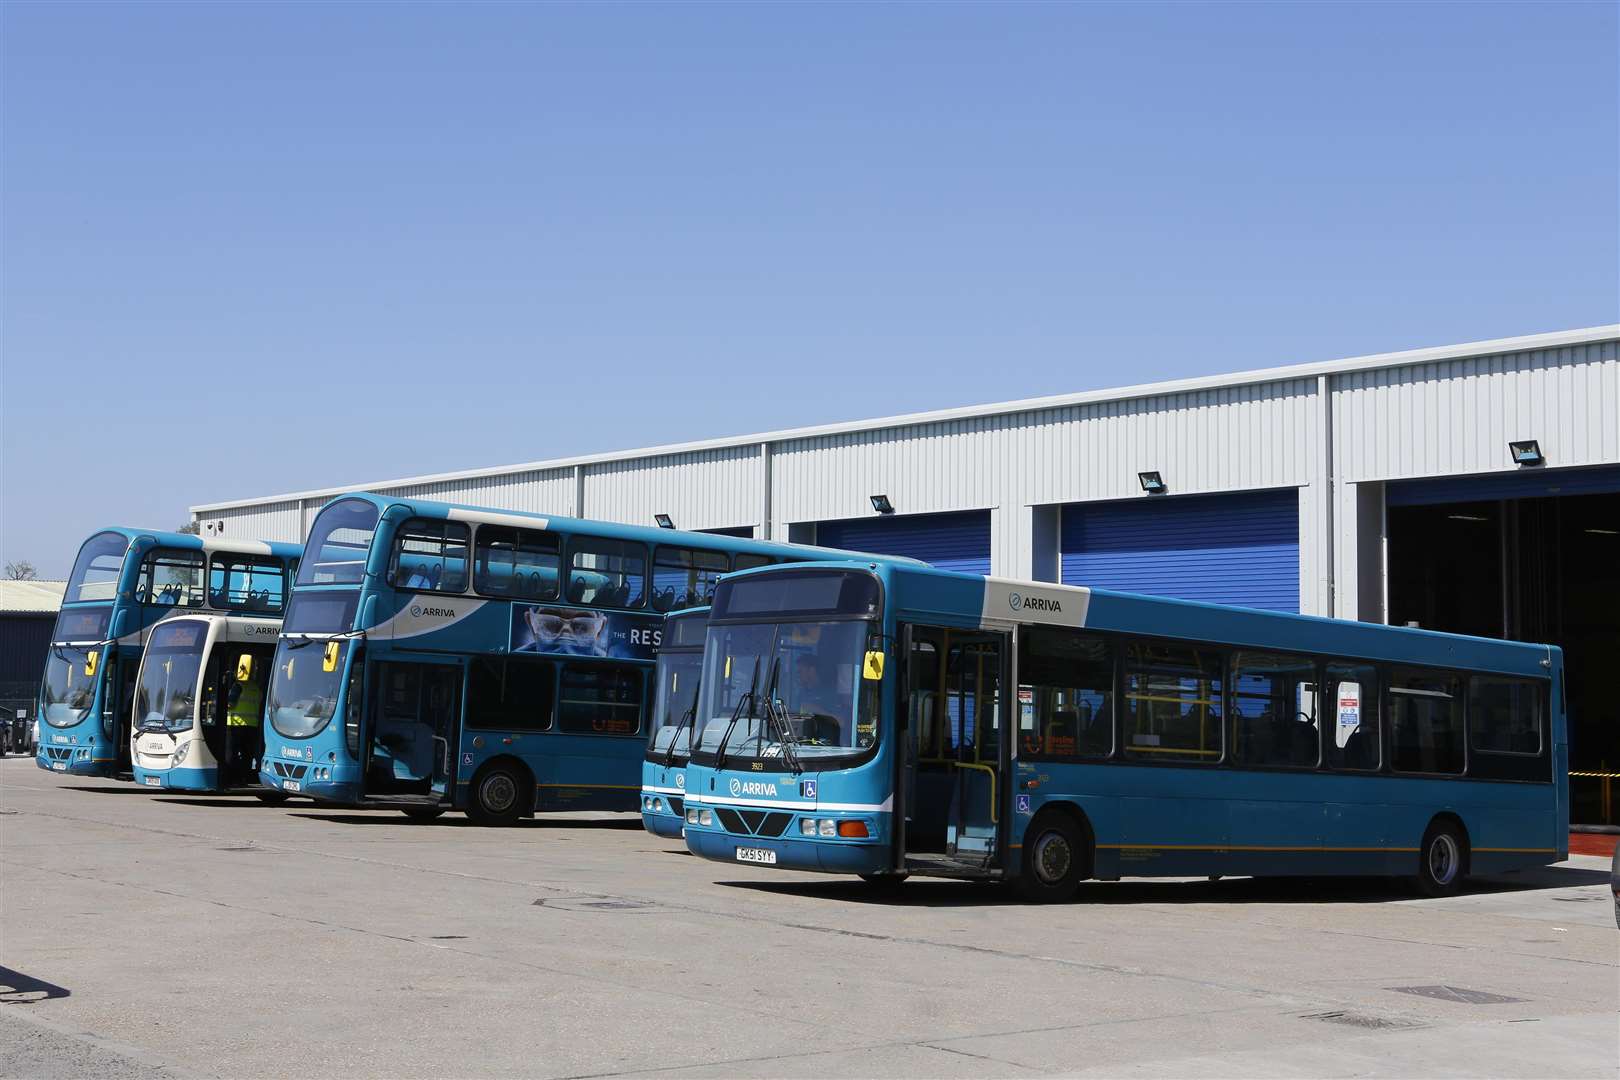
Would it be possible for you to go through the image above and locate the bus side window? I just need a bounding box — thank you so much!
[1323,663,1379,771]
[389,519,470,593]
[1388,668,1464,775]
[1019,628,1113,759]
[1229,651,1318,768]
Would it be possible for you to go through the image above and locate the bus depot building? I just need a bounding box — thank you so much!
[196,326,1620,824]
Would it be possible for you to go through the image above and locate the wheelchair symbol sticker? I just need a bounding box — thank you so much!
[801,780,817,799]
[463,753,474,766]
[1015,794,1032,814]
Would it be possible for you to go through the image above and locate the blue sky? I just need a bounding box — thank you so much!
[4,2,1616,576]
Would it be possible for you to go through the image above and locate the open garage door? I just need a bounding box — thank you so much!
[1060,489,1300,612]
[816,510,992,574]
[1387,464,1620,825]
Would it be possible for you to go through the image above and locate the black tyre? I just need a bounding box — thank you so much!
[1414,819,1468,897]
[1018,811,1088,903]
[402,805,447,823]
[254,791,290,806]
[467,762,527,827]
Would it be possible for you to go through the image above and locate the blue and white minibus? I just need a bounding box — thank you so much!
[38,528,301,778]
[130,611,286,797]
[258,492,889,824]
[641,607,708,837]
[682,561,1567,900]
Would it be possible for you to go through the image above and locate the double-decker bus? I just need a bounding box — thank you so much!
[129,611,286,796]
[258,492,890,824]
[682,562,1567,900]
[38,528,301,778]
[641,607,708,837]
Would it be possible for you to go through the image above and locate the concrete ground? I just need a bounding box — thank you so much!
[2,757,1614,1079]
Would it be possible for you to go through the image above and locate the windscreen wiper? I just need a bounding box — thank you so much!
[664,680,701,768]
[714,658,760,770]
[760,656,804,774]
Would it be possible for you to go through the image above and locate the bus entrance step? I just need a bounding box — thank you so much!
[902,853,1002,881]
[360,795,445,807]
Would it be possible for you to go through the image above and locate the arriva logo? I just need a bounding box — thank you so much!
[281,746,303,759]
[411,605,456,619]
[675,774,686,789]
[729,778,779,798]
[1010,592,1061,613]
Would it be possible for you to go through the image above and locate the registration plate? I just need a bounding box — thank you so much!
[282,779,301,792]
[144,776,161,787]
[51,762,66,771]
[735,847,777,865]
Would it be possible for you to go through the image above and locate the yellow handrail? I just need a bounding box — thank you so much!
[954,761,998,824]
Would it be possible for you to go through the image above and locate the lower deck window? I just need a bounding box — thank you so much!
[1018,628,1112,758]
[557,663,644,736]
[467,658,554,731]
[1229,651,1319,768]
[1123,643,1223,763]
[1389,669,1464,775]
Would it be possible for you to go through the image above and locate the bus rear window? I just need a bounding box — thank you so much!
[298,499,379,586]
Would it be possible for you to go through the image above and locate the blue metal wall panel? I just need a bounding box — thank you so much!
[1386,464,1620,507]
[816,510,992,574]
[1061,490,1300,612]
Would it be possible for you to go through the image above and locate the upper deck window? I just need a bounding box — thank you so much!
[209,555,287,613]
[298,499,380,587]
[651,547,729,612]
[137,549,207,608]
[568,538,646,609]
[388,518,470,593]
[473,526,560,601]
[66,531,128,603]
[732,553,773,573]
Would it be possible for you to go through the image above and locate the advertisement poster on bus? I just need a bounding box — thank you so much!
[509,604,663,660]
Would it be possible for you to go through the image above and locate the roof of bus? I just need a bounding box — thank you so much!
[84,527,302,559]
[326,491,925,566]
[746,559,1556,678]
[149,609,283,629]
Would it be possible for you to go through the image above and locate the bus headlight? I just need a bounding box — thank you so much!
[686,808,699,825]
[800,818,818,836]
[698,810,713,827]
[653,798,665,813]
[643,796,654,812]
[172,741,190,767]
[818,819,836,837]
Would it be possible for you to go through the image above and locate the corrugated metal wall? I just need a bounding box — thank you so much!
[585,447,761,532]
[195,330,1619,621]
[1333,339,1619,483]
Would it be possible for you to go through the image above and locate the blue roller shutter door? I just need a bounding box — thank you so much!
[816,510,992,574]
[1061,489,1300,612]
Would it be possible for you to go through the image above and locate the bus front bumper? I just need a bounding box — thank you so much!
[685,829,888,875]
[36,746,115,776]
[132,766,220,791]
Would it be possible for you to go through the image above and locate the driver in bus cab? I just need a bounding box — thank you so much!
[791,652,845,745]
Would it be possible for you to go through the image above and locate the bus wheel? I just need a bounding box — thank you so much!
[402,806,446,823]
[467,763,526,827]
[1415,819,1468,897]
[1018,812,1086,903]
[254,791,290,806]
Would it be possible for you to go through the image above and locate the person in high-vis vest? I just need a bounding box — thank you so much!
[225,655,264,777]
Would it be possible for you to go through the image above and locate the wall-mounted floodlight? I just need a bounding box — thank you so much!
[870,494,895,515]
[1137,471,1167,495]
[1508,439,1544,467]
[654,514,675,529]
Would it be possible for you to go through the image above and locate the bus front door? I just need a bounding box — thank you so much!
[902,627,1006,874]
[367,659,461,799]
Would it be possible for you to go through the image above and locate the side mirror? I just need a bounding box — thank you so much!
[863,650,886,681]
[323,641,340,672]
[236,654,254,681]
[84,650,100,677]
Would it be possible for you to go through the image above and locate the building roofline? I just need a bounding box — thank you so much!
[193,324,1619,513]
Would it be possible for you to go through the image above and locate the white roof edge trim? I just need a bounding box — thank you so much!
[193,324,1618,512]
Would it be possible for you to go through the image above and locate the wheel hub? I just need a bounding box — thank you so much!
[482,774,516,813]
[1033,831,1072,884]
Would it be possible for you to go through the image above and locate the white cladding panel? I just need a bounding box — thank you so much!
[375,468,574,516]
[1333,339,1619,482]
[583,446,761,531]
[205,500,303,544]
